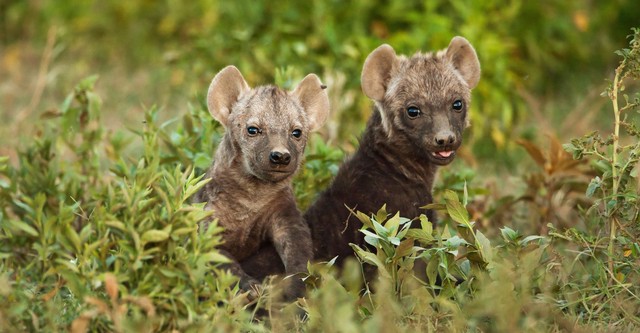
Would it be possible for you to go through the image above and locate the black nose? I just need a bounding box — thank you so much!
[435,130,455,146]
[269,151,291,165]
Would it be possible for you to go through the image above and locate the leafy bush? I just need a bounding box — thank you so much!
[0,77,260,332]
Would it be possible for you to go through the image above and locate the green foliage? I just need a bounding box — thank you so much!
[557,28,640,323]
[350,190,493,299]
[0,79,261,332]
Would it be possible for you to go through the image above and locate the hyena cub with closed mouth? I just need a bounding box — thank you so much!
[194,66,329,300]
[305,36,481,264]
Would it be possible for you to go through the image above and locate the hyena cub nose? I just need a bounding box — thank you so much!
[269,150,291,165]
[435,130,456,146]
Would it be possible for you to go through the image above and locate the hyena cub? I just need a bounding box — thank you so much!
[305,36,481,264]
[194,66,329,300]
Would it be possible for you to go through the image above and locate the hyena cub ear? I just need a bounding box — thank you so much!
[445,36,481,89]
[292,74,330,131]
[206,65,250,127]
[361,44,398,102]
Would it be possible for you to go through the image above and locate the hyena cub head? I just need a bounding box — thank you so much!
[362,36,480,165]
[207,66,329,182]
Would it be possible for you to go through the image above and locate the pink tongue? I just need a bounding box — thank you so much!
[437,151,453,158]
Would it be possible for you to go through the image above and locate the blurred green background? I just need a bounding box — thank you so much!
[1,0,638,166]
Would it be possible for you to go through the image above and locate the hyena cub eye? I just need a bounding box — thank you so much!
[291,129,302,138]
[406,106,421,119]
[247,126,261,136]
[452,100,464,112]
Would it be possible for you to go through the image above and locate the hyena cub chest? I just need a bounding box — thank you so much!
[206,183,295,260]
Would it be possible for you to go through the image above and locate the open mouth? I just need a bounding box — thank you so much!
[432,150,454,159]
[429,150,456,164]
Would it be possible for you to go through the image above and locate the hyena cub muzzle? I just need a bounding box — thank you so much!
[194,65,329,300]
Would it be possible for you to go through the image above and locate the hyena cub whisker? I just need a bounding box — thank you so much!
[193,65,329,300]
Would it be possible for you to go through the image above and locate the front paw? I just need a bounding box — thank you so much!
[283,276,306,301]
[239,277,262,300]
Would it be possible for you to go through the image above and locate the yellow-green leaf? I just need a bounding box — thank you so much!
[141,230,169,243]
[443,190,469,225]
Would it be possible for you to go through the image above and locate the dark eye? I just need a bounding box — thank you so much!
[452,100,464,111]
[247,126,260,136]
[292,129,302,138]
[406,106,421,118]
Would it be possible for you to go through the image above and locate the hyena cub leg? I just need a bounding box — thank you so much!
[268,210,314,301]
[217,249,261,295]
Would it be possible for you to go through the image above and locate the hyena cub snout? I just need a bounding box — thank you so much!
[266,133,297,167]
[269,150,291,165]
[434,129,456,146]
[429,117,462,163]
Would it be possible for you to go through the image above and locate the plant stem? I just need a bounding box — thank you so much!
[608,67,622,275]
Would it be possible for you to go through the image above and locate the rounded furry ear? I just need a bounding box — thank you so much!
[445,37,481,89]
[361,44,397,102]
[292,74,329,132]
[207,66,250,127]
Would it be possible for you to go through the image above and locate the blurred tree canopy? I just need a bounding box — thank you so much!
[1,0,639,165]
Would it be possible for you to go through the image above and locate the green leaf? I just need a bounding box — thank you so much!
[105,220,127,231]
[372,219,389,238]
[420,215,433,234]
[141,229,170,243]
[421,203,446,211]
[444,236,469,250]
[350,244,390,279]
[500,226,519,242]
[348,206,373,230]
[586,176,601,198]
[426,255,439,286]
[198,251,231,265]
[6,219,39,237]
[475,229,493,263]
[406,229,435,243]
[375,205,388,224]
[521,235,546,245]
[64,225,82,253]
[384,212,401,237]
[443,190,469,225]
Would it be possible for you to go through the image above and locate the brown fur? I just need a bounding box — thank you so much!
[241,36,480,276]
[194,66,329,300]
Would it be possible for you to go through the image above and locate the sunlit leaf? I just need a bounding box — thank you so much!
[141,229,169,244]
[443,190,469,225]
